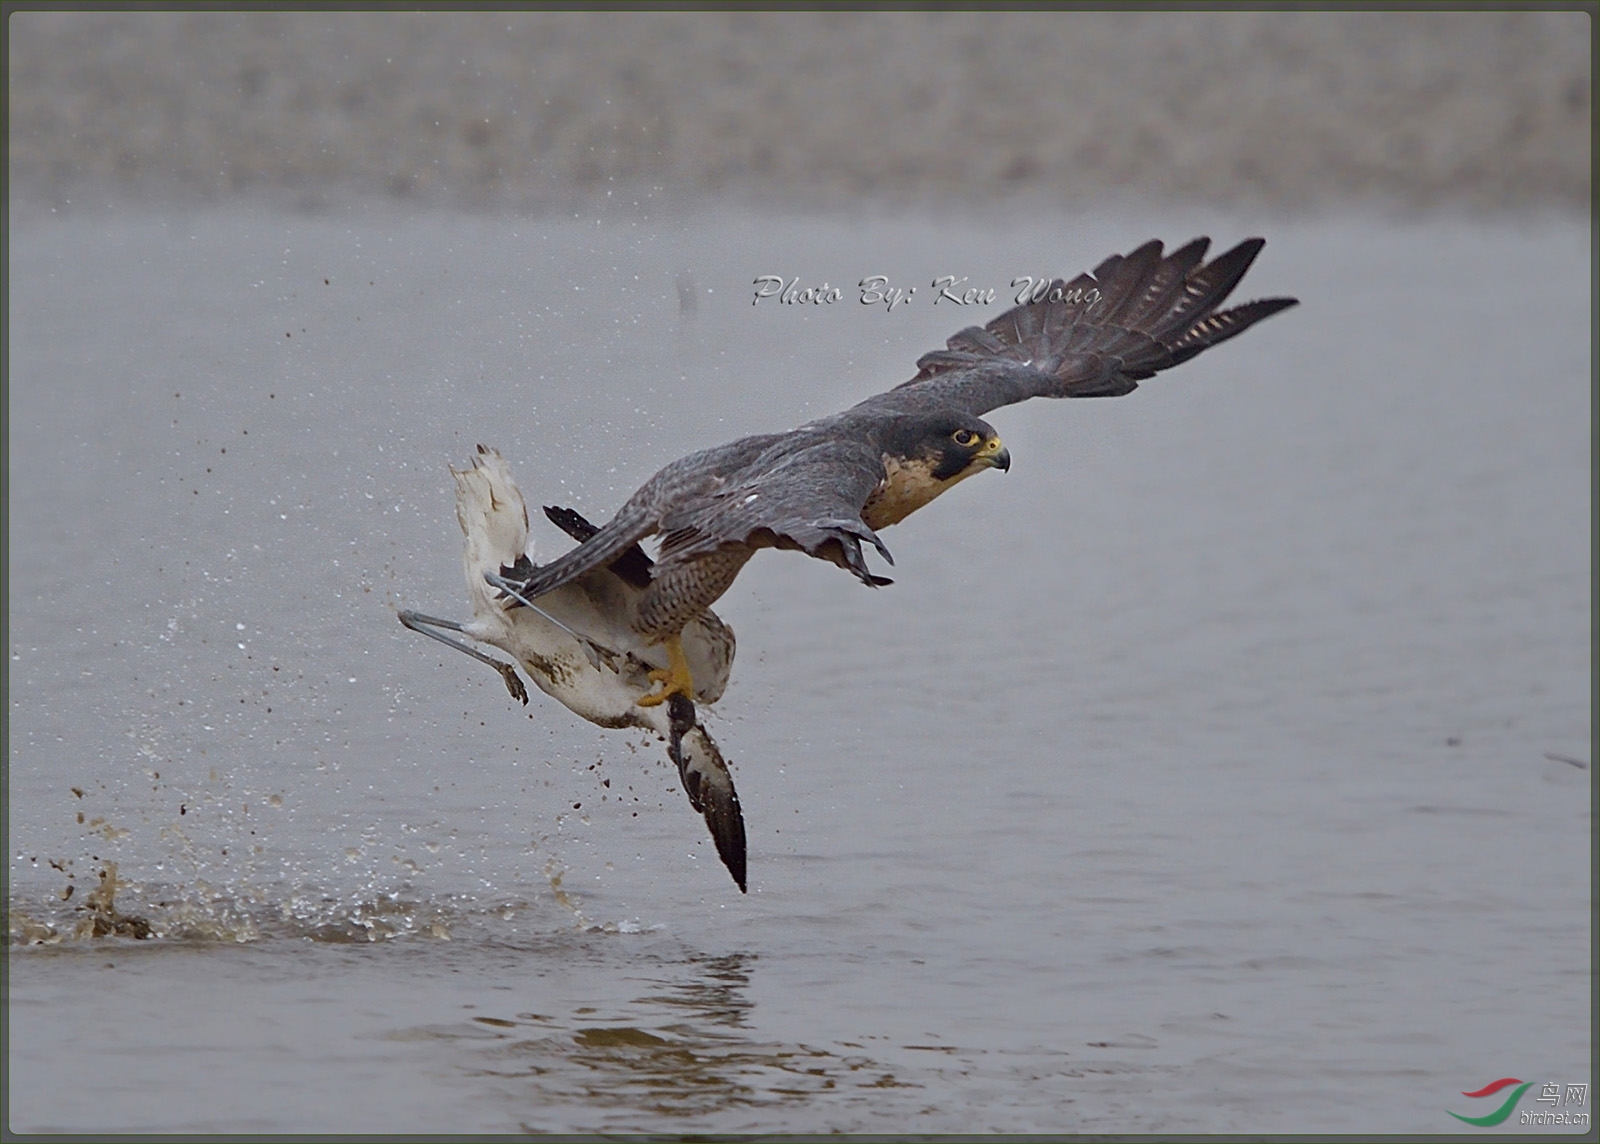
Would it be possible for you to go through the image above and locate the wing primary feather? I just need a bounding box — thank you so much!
[1164,297,1300,365]
[1147,237,1267,341]
[1116,237,1210,330]
[870,236,1297,417]
[1089,239,1167,324]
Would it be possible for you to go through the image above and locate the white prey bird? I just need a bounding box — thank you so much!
[399,446,747,890]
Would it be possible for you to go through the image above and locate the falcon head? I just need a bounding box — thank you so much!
[882,410,1010,478]
[935,413,1010,480]
[865,411,1010,529]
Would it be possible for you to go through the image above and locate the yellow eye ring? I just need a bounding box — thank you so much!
[953,428,979,447]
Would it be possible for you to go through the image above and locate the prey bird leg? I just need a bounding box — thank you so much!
[398,610,529,704]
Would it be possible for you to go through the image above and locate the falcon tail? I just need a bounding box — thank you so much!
[542,504,655,589]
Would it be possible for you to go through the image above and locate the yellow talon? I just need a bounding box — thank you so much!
[637,633,695,707]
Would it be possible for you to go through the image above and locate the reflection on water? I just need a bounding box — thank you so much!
[443,952,920,1127]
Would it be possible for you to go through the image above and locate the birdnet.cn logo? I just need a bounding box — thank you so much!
[1448,1078,1589,1127]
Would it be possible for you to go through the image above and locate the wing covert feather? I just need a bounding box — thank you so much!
[502,432,789,600]
[656,437,894,587]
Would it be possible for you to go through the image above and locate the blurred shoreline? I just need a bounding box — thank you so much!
[8,10,1591,216]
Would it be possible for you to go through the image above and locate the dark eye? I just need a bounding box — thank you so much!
[952,428,979,447]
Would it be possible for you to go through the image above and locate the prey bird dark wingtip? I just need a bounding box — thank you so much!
[666,693,747,891]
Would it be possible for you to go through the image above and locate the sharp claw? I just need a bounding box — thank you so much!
[636,666,689,708]
[636,637,695,708]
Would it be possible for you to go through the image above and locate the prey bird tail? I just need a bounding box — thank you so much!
[453,445,533,617]
[667,693,746,892]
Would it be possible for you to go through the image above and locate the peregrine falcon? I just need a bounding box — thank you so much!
[493,237,1297,709]
[405,237,1294,892]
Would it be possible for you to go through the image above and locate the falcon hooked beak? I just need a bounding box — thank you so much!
[977,435,1010,472]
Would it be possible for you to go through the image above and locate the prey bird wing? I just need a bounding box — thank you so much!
[861,237,1298,419]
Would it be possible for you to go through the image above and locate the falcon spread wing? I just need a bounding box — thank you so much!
[493,237,1294,708]
[501,238,1293,636]
[862,236,1297,419]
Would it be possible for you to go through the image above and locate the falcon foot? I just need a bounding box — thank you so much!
[637,633,695,708]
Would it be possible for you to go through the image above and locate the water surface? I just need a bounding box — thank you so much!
[7,204,1590,1133]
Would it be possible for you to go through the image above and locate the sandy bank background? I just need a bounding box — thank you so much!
[7,8,1592,214]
